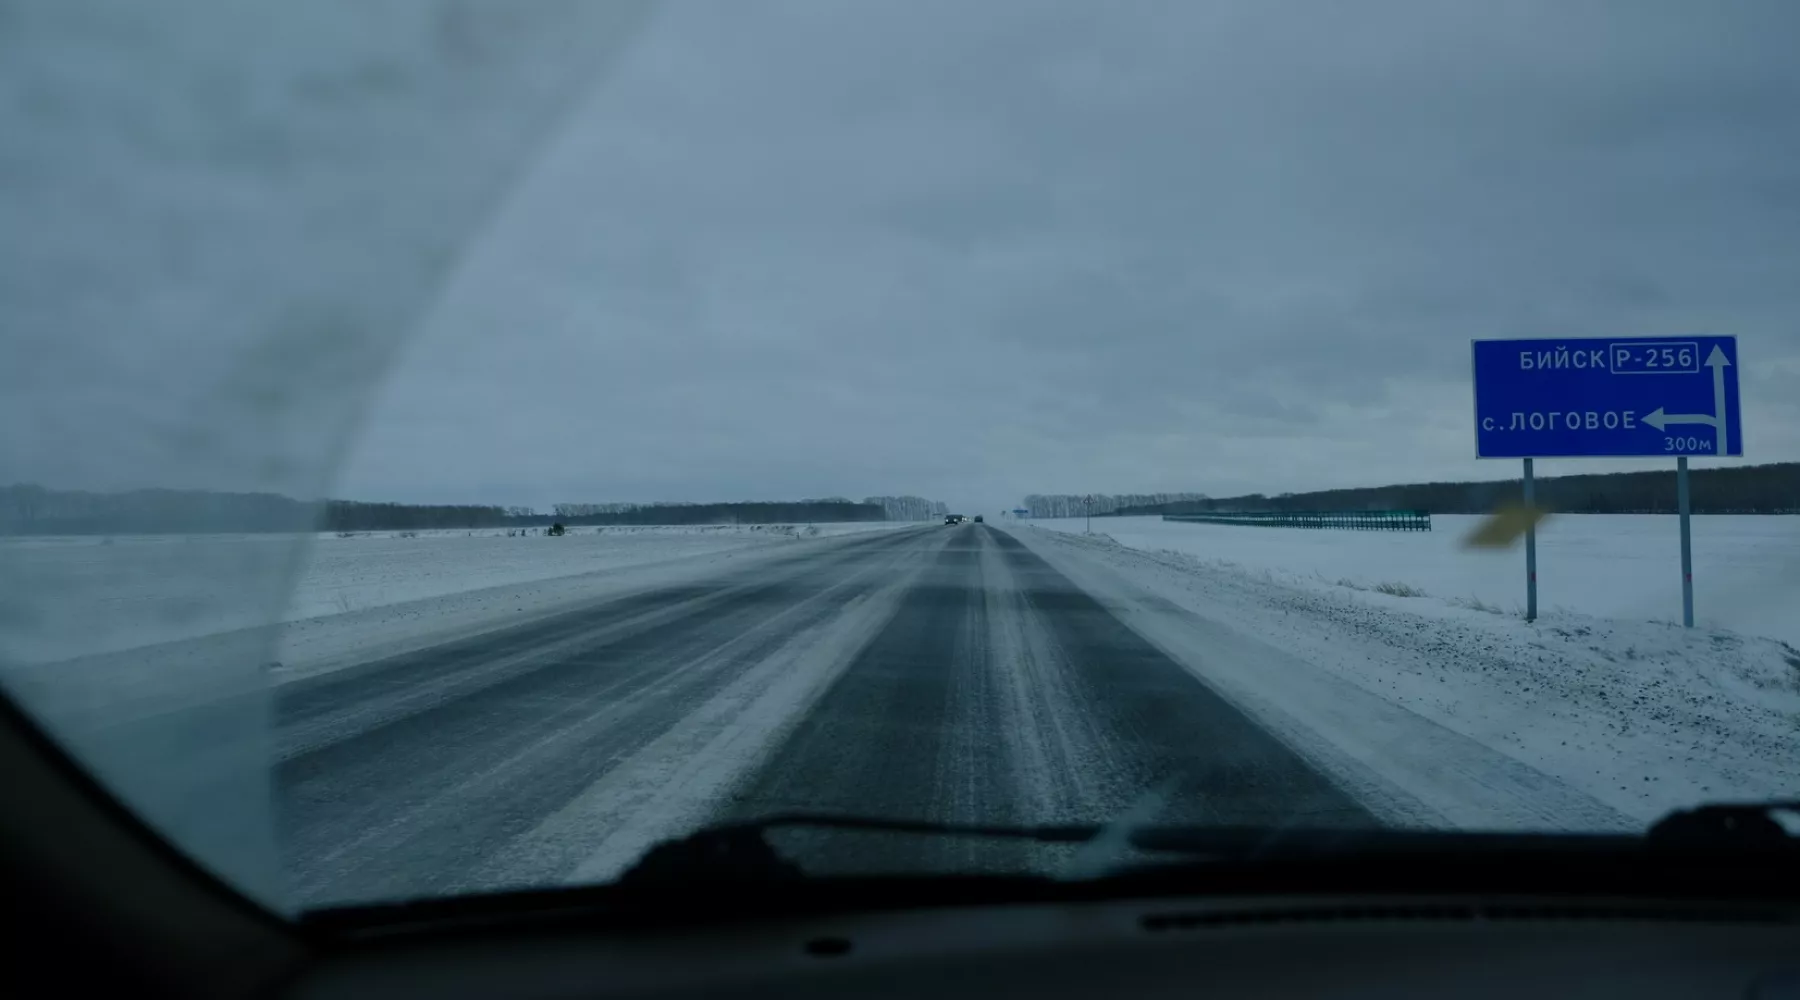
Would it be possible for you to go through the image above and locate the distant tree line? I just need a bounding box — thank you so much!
[540,500,885,526]
[0,484,896,535]
[554,496,946,523]
[1096,462,1800,517]
[0,485,320,536]
[324,501,518,531]
[860,496,951,521]
[1022,493,1212,519]
[549,502,641,517]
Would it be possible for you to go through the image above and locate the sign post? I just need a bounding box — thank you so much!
[1523,458,1537,622]
[1084,494,1094,535]
[1677,457,1694,627]
[1472,336,1741,626]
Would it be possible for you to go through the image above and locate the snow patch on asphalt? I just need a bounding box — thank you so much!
[977,539,1107,823]
[1009,525,1800,829]
[507,563,922,886]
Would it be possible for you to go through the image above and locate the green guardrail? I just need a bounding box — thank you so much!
[1164,510,1432,532]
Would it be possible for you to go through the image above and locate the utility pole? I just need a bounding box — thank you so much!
[1084,494,1093,534]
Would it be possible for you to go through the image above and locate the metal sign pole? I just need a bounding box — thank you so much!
[1523,458,1537,622]
[1677,456,1694,627]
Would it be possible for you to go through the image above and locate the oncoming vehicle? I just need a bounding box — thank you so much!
[945,513,966,525]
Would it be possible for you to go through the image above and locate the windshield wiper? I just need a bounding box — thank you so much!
[307,805,1800,933]
[616,814,1104,885]
[619,802,1800,887]
[1647,801,1800,846]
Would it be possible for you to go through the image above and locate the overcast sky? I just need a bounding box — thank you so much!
[8,1,1800,513]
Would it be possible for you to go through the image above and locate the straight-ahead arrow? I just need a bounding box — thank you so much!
[1642,346,1731,452]
[1706,345,1730,455]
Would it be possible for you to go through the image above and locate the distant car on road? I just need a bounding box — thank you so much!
[944,514,965,525]
[972,515,983,523]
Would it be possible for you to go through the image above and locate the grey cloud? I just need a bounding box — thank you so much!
[347,0,1800,508]
[6,1,1799,513]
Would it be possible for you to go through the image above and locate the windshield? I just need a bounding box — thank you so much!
[3,0,1798,914]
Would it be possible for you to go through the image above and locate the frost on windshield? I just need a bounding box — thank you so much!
[0,0,644,910]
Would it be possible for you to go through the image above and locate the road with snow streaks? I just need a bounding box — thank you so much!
[278,524,1375,906]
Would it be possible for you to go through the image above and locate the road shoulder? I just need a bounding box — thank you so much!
[1002,524,1651,831]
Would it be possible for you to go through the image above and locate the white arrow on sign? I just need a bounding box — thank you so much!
[1641,346,1731,453]
[1642,408,1715,430]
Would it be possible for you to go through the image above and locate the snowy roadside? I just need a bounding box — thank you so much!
[272,529,907,680]
[1,522,911,668]
[1031,514,1800,646]
[1007,524,1800,831]
[286,522,902,623]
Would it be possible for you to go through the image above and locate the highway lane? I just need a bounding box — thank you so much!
[279,523,1375,906]
[719,526,1376,874]
[277,525,932,903]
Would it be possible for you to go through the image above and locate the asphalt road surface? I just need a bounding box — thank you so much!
[278,524,1376,906]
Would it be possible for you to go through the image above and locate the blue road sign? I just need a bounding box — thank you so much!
[1472,336,1741,459]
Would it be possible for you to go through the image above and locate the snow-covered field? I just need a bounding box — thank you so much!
[288,523,899,619]
[0,522,907,666]
[1034,514,1800,646]
[1014,522,1800,828]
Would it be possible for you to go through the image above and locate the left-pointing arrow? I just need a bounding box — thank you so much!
[1642,407,1717,432]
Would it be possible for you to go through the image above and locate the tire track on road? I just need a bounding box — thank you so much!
[719,526,1042,874]
[279,526,937,904]
[278,526,926,752]
[985,528,1377,831]
[722,525,1376,877]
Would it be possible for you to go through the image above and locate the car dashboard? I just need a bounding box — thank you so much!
[286,892,1800,1000]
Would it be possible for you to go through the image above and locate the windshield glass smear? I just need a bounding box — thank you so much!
[2,0,1798,915]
